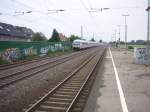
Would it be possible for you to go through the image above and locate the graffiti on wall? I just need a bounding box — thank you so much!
[40,43,63,54]
[0,47,37,62]
[55,43,63,50]
[0,48,21,62]
[0,42,70,62]
[23,47,37,56]
[40,46,49,54]
[134,48,150,64]
[136,48,147,60]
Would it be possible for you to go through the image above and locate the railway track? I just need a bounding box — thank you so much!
[0,51,83,71]
[24,48,106,112]
[0,56,51,70]
[0,48,99,89]
[0,47,96,71]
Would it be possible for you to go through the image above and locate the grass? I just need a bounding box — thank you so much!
[47,49,73,57]
[19,55,40,61]
[118,44,146,52]
[119,44,146,48]
[0,58,9,65]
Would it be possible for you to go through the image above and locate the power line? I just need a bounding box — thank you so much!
[10,0,50,15]
[79,0,99,37]
[87,0,93,9]
[10,0,34,10]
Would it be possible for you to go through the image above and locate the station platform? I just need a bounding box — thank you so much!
[83,47,150,112]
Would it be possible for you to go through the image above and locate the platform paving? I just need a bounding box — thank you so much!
[83,48,150,112]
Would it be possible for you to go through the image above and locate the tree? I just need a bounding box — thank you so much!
[68,35,80,42]
[31,32,47,41]
[99,40,103,43]
[49,29,60,42]
[90,38,95,42]
[120,41,125,44]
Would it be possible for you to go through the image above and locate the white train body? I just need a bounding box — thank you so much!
[72,39,100,50]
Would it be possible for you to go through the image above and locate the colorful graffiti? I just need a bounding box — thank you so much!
[0,48,21,62]
[40,46,49,54]
[0,47,37,62]
[23,47,37,56]
[0,42,71,63]
[134,48,150,64]
[40,43,63,54]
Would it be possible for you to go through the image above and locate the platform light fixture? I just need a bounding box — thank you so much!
[146,0,150,65]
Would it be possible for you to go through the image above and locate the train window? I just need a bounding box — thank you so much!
[82,42,88,45]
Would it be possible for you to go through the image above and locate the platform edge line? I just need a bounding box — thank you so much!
[109,48,129,112]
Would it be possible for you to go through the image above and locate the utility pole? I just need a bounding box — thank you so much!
[118,25,121,48]
[114,30,117,47]
[115,30,117,42]
[122,14,129,49]
[118,25,121,41]
[146,0,150,64]
[112,31,116,47]
[81,25,83,39]
[93,33,94,38]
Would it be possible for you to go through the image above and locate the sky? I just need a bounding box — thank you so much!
[0,0,148,42]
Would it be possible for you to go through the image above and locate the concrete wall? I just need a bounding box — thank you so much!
[0,41,72,62]
[134,48,150,64]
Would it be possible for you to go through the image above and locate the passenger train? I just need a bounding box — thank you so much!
[72,39,100,50]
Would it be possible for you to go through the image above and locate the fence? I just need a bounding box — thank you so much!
[0,41,72,62]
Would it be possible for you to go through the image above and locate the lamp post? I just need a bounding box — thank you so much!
[114,30,117,47]
[122,14,129,50]
[146,0,150,64]
[81,25,83,39]
[118,25,121,48]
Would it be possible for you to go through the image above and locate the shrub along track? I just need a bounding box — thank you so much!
[0,48,99,89]
[24,47,106,112]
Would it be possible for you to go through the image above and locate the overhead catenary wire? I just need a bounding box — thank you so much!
[0,1,71,39]
[1,0,146,40]
[87,0,93,9]
[1,0,145,16]
[79,0,103,40]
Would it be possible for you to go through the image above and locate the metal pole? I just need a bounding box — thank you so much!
[146,0,150,64]
[118,25,121,48]
[122,14,129,49]
[115,30,116,47]
[93,33,94,39]
[125,16,127,49]
[81,25,83,39]
[118,25,121,40]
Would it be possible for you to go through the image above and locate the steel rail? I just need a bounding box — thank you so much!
[0,49,97,89]
[24,51,97,112]
[24,48,105,112]
[0,50,86,71]
[66,48,106,112]
[0,49,91,79]
[0,56,52,70]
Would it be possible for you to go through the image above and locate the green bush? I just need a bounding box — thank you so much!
[0,58,9,65]
[128,46,134,49]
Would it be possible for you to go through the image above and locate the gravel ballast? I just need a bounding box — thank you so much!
[0,49,97,112]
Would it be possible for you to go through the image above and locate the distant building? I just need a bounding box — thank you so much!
[59,33,67,41]
[136,40,146,45]
[128,40,135,45]
[0,22,33,41]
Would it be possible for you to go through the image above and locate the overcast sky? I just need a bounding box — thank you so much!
[0,0,148,42]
